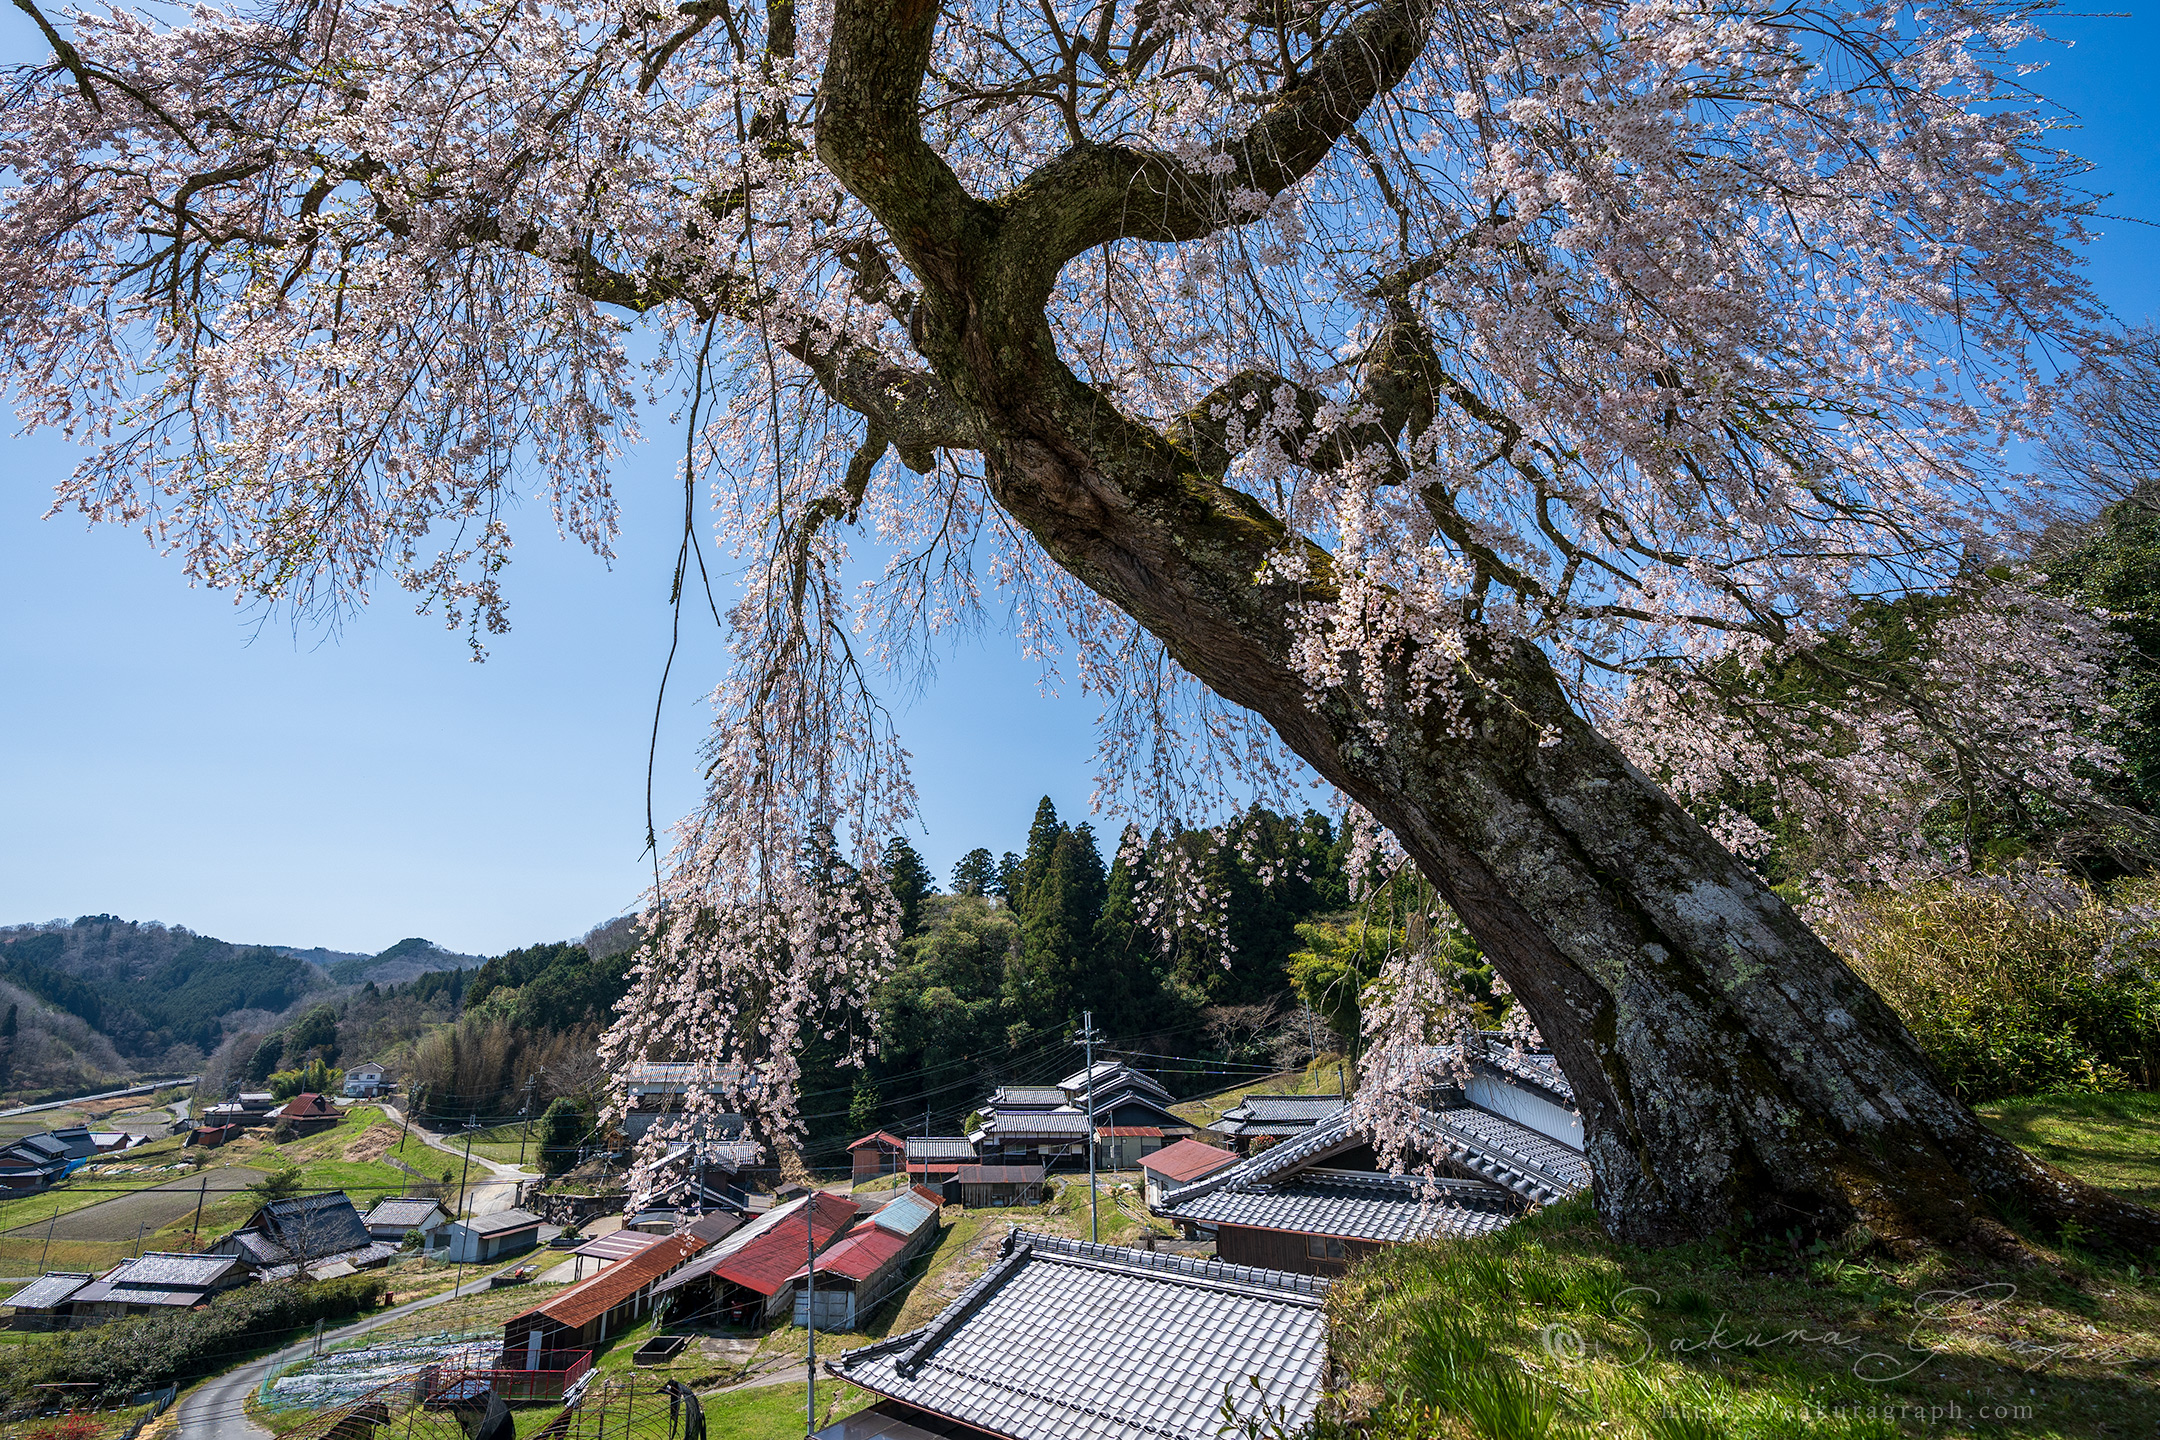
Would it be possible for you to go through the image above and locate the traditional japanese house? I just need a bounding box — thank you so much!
[67,1253,252,1324]
[3,1273,93,1330]
[820,1230,1330,1440]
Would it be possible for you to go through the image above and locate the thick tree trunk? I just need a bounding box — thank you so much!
[970,367,2159,1253]
[811,0,2160,1251]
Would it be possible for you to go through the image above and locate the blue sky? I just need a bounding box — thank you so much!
[3,8,2157,955]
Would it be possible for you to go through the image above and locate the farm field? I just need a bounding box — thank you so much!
[3,1166,265,1241]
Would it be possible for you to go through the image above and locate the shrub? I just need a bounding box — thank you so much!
[0,1276,387,1402]
[1828,872,2160,1100]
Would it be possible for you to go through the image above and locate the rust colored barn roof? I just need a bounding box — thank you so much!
[509,1230,711,1332]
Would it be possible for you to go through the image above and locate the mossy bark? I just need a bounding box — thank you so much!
[810,0,2160,1251]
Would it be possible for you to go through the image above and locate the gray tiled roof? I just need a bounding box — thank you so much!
[1057,1062,1173,1102]
[1162,1170,1520,1244]
[260,1193,374,1255]
[1477,1037,1577,1103]
[363,1197,445,1230]
[985,1110,1091,1141]
[1206,1119,1325,1140]
[1226,1095,1347,1123]
[905,1138,976,1162]
[5,1273,93,1310]
[1166,1101,1589,1211]
[835,1230,1328,1440]
[987,1086,1068,1109]
[107,1252,244,1289]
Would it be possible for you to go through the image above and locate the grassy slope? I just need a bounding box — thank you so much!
[1975,1091,2160,1207]
[1167,1053,1352,1129]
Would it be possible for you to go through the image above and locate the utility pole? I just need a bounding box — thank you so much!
[452,1113,480,1300]
[38,1191,60,1272]
[189,1171,210,1250]
[517,1077,536,1169]
[1075,1011,1102,1243]
[805,1190,818,1438]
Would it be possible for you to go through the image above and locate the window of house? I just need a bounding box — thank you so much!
[1303,1236,1347,1260]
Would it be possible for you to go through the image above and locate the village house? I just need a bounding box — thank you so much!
[903,1137,974,1186]
[618,1062,756,1140]
[821,1230,1331,1440]
[361,1196,451,1244]
[214,1192,402,1279]
[273,1092,340,1136]
[1155,1042,1591,1276]
[2,1272,94,1330]
[0,1132,76,1191]
[1206,1094,1347,1154]
[970,1109,1091,1167]
[1137,1138,1238,1208]
[431,1208,545,1264]
[66,1252,253,1325]
[647,1191,859,1327]
[787,1185,945,1331]
[342,1061,392,1098]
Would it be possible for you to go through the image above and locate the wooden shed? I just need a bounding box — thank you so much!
[948,1164,1046,1208]
[786,1185,944,1331]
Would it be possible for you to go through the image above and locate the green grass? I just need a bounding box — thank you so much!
[1975,1091,2160,1207]
[706,1381,873,1440]
[1168,1053,1351,1128]
[1319,1193,2160,1440]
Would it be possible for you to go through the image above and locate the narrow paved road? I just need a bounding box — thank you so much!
[0,1077,200,1119]
[176,1276,504,1440]
[377,1105,533,1217]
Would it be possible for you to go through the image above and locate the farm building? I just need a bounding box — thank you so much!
[822,1230,1331,1440]
[432,1208,544,1264]
[68,1252,253,1324]
[787,1185,944,1331]
[185,1123,242,1150]
[1137,1139,1237,1207]
[648,1191,859,1327]
[847,1132,907,1181]
[361,1196,451,1243]
[1094,1126,1163,1169]
[215,1192,401,1279]
[948,1165,1045,1208]
[502,1228,715,1356]
[3,1273,94,1330]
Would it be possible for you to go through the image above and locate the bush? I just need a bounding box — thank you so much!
[0,1276,387,1402]
[1829,872,2160,1101]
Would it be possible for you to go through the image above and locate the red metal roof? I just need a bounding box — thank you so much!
[512,1230,710,1331]
[847,1131,907,1152]
[712,1192,859,1297]
[793,1224,908,1283]
[278,1093,337,1118]
[1138,1138,1239,1183]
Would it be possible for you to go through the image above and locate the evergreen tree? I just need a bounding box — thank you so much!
[993,852,1023,898]
[950,847,997,896]
[1012,797,1063,909]
[883,836,939,936]
[849,1076,882,1136]
[539,1096,585,1174]
[0,1004,15,1040]
[1005,823,1107,1037]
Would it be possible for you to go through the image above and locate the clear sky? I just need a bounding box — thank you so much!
[3,8,2157,955]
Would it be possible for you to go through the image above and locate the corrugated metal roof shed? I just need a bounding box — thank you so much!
[512,1230,710,1331]
[574,1230,665,1261]
[868,1188,942,1236]
[678,1192,858,1298]
[1137,1139,1237,1184]
[835,1231,1328,1440]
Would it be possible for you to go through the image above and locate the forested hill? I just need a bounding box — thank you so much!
[0,918,486,1088]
